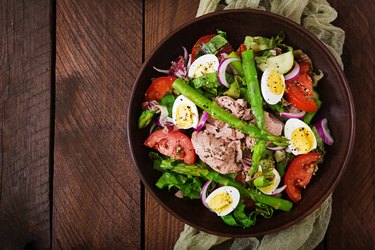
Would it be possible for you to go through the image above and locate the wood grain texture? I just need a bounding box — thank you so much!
[54,0,142,248]
[326,0,375,248]
[0,0,51,249]
[144,1,199,249]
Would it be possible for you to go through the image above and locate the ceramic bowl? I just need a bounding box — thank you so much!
[128,9,355,237]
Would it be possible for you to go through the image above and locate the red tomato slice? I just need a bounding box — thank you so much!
[144,130,196,164]
[144,76,176,101]
[285,73,317,112]
[299,62,311,74]
[191,34,216,62]
[235,43,247,57]
[284,152,321,203]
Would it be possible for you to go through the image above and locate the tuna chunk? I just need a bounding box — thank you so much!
[214,96,253,121]
[191,131,242,174]
[264,111,283,136]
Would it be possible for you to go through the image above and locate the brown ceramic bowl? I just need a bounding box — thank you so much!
[128,9,355,237]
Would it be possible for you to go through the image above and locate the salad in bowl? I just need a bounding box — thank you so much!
[136,29,334,228]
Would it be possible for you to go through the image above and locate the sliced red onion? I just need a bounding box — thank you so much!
[280,110,306,119]
[315,118,334,145]
[142,100,159,111]
[149,121,158,134]
[271,185,286,196]
[155,105,173,127]
[217,57,241,88]
[175,190,183,198]
[152,66,170,74]
[187,54,192,71]
[194,111,209,132]
[200,180,212,209]
[267,146,286,151]
[182,46,188,62]
[284,62,300,81]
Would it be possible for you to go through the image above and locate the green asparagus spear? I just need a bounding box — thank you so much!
[242,50,265,129]
[242,49,267,174]
[172,78,288,146]
[155,156,293,212]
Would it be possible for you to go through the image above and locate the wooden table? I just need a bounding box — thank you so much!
[1,0,374,249]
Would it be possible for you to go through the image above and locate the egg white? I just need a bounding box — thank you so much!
[284,118,317,155]
[257,168,281,195]
[205,186,240,217]
[188,54,219,79]
[261,68,285,105]
[172,95,199,129]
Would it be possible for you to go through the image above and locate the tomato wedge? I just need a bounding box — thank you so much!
[284,152,321,203]
[191,34,216,62]
[235,43,247,57]
[145,76,176,101]
[285,73,317,112]
[144,130,196,164]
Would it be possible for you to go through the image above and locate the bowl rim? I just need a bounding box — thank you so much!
[127,8,356,237]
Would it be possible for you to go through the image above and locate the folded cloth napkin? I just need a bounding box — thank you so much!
[174,1,345,249]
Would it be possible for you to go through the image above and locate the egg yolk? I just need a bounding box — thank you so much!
[208,192,233,214]
[194,62,215,78]
[267,70,284,95]
[175,104,194,128]
[259,178,276,194]
[291,127,315,154]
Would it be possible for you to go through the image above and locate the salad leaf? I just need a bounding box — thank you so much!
[244,36,276,51]
[160,93,175,116]
[221,201,274,228]
[201,35,229,54]
[192,72,220,95]
[223,76,241,99]
[155,171,203,199]
[303,91,322,124]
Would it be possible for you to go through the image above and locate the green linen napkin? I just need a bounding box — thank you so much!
[174,1,345,249]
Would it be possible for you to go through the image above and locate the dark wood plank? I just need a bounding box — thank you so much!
[54,1,143,248]
[325,0,375,248]
[0,0,52,249]
[144,1,199,249]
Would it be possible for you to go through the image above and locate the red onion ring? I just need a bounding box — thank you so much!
[200,180,212,209]
[267,146,286,151]
[186,54,192,72]
[315,118,334,145]
[284,62,300,81]
[217,57,241,88]
[194,111,209,132]
[153,66,170,74]
[271,185,286,196]
[182,46,188,62]
[279,111,306,119]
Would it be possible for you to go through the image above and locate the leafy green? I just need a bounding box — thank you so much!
[312,126,326,153]
[221,201,274,228]
[223,77,241,99]
[201,35,229,54]
[244,36,276,51]
[192,72,220,96]
[303,91,322,124]
[160,93,175,116]
[155,172,203,199]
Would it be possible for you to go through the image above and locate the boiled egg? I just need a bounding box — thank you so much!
[205,186,240,217]
[260,68,285,104]
[188,54,219,78]
[172,95,199,129]
[284,118,317,155]
[257,168,281,195]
